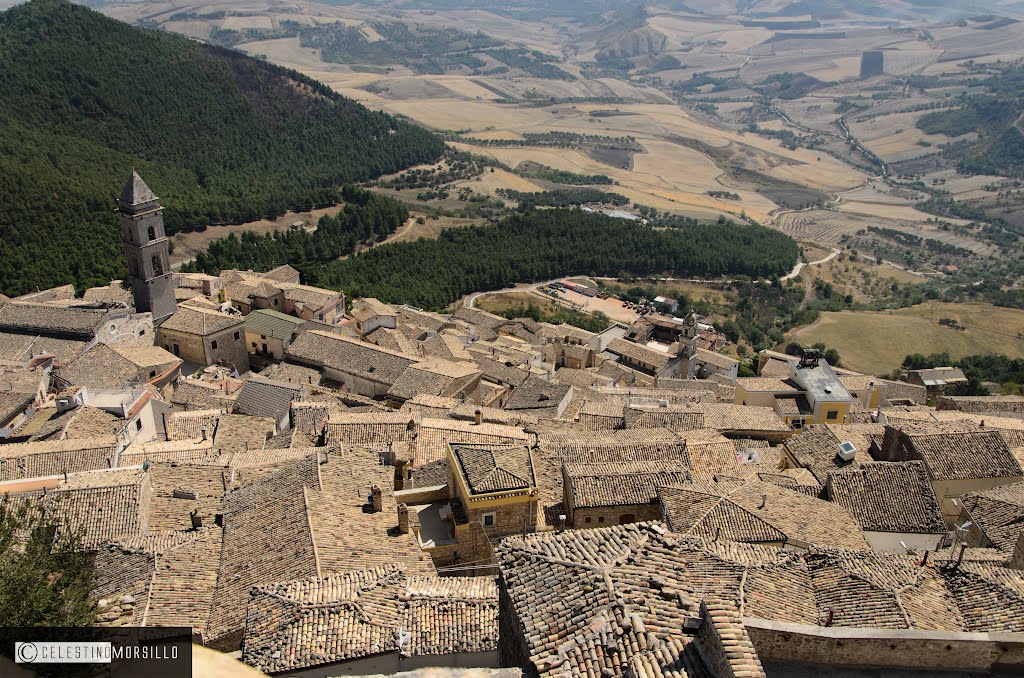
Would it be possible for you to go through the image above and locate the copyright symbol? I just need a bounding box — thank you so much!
[16,642,38,663]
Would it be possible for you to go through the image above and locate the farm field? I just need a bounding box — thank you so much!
[787,303,1024,375]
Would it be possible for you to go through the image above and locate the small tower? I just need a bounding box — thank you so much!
[119,169,177,325]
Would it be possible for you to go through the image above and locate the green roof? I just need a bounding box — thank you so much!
[244,309,306,341]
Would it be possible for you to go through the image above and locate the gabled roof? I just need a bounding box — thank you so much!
[243,309,306,341]
[233,376,305,422]
[242,566,497,674]
[827,461,946,534]
[960,482,1024,551]
[565,461,690,509]
[900,426,1022,481]
[661,478,870,550]
[286,330,418,384]
[160,306,242,336]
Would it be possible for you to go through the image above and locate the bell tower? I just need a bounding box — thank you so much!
[119,169,177,325]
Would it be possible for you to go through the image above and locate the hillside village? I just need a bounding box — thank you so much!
[3,171,1024,676]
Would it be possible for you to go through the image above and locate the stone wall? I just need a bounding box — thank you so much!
[571,504,662,529]
[744,617,1024,673]
[697,600,765,678]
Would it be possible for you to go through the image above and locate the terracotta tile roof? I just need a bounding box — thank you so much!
[160,306,243,336]
[736,377,801,393]
[452,443,535,495]
[369,327,421,356]
[119,439,215,467]
[413,418,530,466]
[876,378,927,405]
[606,338,672,370]
[564,461,690,508]
[899,426,1022,481]
[662,479,870,550]
[503,376,571,413]
[693,403,789,433]
[213,414,275,453]
[624,404,704,431]
[960,482,1024,551]
[60,406,122,441]
[0,331,87,364]
[170,379,236,410]
[827,461,946,534]
[146,461,229,531]
[497,523,813,678]
[286,330,418,385]
[0,302,112,339]
[58,343,145,389]
[351,298,396,322]
[938,395,1024,414]
[548,428,688,466]
[783,425,872,485]
[473,355,532,387]
[165,409,221,441]
[242,566,497,674]
[0,437,115,481]
[8,468,152,547]
[258,362,321,387]
[325,411,417,449]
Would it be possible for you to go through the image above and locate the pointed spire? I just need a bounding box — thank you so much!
[119,168,158,210]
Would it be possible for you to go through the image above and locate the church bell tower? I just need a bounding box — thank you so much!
[119,169,177,325]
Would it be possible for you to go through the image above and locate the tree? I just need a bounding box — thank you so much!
[0,498,96,627]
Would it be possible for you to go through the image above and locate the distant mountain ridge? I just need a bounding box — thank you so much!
[0,0,443,295]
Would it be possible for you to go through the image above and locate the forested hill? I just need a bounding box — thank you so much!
[186,209,799,310]
[0,0,443,296]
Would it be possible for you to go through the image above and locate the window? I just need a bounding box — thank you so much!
[147,224,156,241]
[252,342,257,348]
[152,254,164,276]
[598,516,605,524]
[826,411,839,421]
[135,419,142,431]
[211,340,218,350]
[791,419,803,430]
[273,299,279,306]
[138,328,145,337]
[481,512,496,528]
[584,517,592,524]
[149,371,156,378]
[233,331,240,340]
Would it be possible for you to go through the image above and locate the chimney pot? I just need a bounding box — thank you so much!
[474,409,482,425]
[370,485,383,513]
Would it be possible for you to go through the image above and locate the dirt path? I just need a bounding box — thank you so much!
[781,247,840,281]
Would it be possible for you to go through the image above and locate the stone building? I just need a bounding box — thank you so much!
[118,170,177,325]
[562,460,690,528]
[156,304,249,375]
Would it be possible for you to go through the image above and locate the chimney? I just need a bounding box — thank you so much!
[474,409,482,426]
[370,485,383,513]
[200,426,208,441]
[398,504,410,534]
[190,509,203,530]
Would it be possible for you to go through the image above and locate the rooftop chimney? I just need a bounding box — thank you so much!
[190,509,203,530]
[370,485,383,513]
[474,409,483,425]
[398,504,410,534]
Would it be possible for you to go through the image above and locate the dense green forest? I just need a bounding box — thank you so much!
[187,209,798,310]
[0,0,442,295]
[317,210,796,309]
[183,187,409,273]
[917,65,1024,176]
